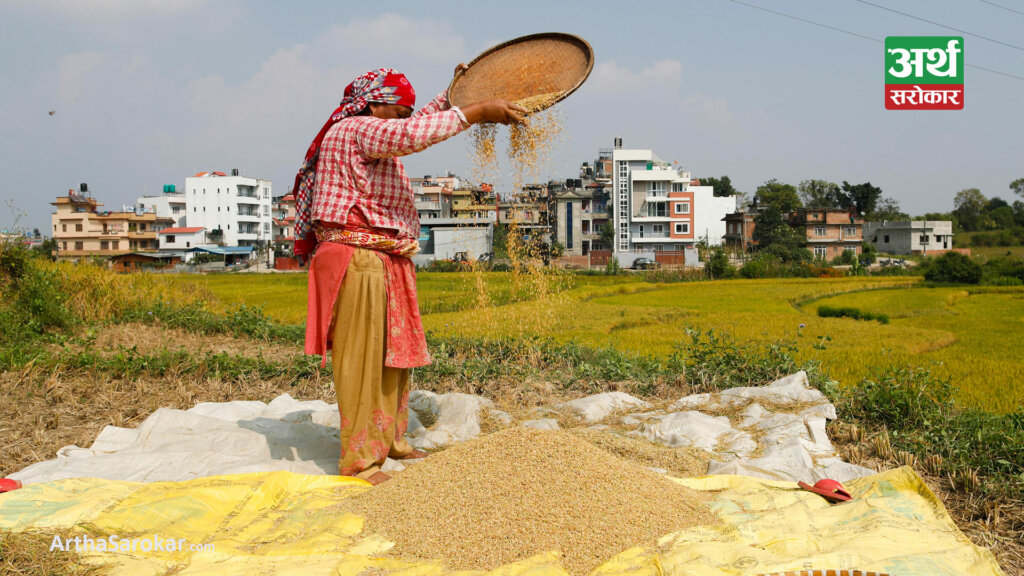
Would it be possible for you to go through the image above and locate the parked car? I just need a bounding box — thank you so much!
[631,257,660,270]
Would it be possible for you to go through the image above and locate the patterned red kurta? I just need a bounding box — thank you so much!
[303,93,466,368]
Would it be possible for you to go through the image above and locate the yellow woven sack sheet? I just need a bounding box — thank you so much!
[0,466,1004,575]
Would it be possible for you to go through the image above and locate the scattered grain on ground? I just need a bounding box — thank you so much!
[351,426,715,575]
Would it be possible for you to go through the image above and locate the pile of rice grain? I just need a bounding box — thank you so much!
[350,427,715,575]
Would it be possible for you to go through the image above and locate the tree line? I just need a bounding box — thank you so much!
[700,175,1024,233]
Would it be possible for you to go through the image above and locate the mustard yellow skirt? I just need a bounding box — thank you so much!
[330,248,414,479]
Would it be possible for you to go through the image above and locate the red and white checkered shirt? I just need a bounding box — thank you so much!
[310,93,465,239]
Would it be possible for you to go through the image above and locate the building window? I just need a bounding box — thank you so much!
[186,242,190,248]
[218,207,221,212]
[884,235,890,243]
[814,226,827,236]
[814,246,827,259]
[566,202,573,250]
[263,187,269,198]
[62,242,68,250]
[844,226,857,235]
[844,246,857,253]
[674,202,690,214]
[652,224,664,235]
[264,223,271,233]
[920,234,929,243]
[674,222,690,235]
[647,203,668,217]
[672,182,684,192]
[263,205,270,216]
[100,241,109,250]
[75,223,82,232]
[166,235,175,244]
[62,224,67,232]
[74,241,83,250]
[172,206,181,214]
[649,181,666,196]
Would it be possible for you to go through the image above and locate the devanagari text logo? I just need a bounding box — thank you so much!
[885,36,964,110]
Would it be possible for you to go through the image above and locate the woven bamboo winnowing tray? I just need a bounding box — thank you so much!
[447,32,594,111]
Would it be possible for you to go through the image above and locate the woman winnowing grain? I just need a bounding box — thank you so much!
[293,67,525,485]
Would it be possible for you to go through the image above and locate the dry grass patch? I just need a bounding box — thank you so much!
[0,531,107,576]
[61,323,302,363]
[829,421,1023,576]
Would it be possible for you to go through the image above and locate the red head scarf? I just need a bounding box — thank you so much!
[293,69,416,248]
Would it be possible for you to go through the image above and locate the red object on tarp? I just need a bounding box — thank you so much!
[798,478,852,502]
[0,478,22,493]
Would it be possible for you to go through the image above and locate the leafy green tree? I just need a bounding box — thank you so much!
[840,181,883,216]
[797,179,842,209]
[754,179,801,213]
[833,250,857,266]
[988,206,1014,229]
[752,205,809,262]
[860,242,878,265]
[1010,177,1024,198]
[924,252,982,284]
[700,176,739,198]
[866,197,908,221]
[953,188,988,231]
[598,220,615,247]
[987,197,1010,211]
[492,223,509,258]
[32,238,56,258]
[704,247,734,279]
[1013,201,1024,227]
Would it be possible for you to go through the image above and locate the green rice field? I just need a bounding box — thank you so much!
[170,272,1024,413]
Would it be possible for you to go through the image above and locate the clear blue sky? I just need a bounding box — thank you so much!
[2,0,1022,233]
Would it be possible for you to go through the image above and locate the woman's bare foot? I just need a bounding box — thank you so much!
[400,449,429,460]
[365,471,391,486]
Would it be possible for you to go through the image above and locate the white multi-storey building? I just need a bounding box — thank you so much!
[136,185,187,228]
[611,139,735,254]
[184,170,273,248]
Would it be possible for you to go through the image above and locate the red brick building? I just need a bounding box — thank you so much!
[789,209,864,260]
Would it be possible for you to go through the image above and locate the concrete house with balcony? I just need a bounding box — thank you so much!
[863,220,953,255]
[136,185,187,227]
[553,178,611,256]
[789,209,864,260]
[411,176,453,220]
[51,186,173,261]
[184,170,272,249]
[271,193,296,252]
[610,139,735,263]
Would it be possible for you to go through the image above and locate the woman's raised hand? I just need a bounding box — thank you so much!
[460,99,528,126]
